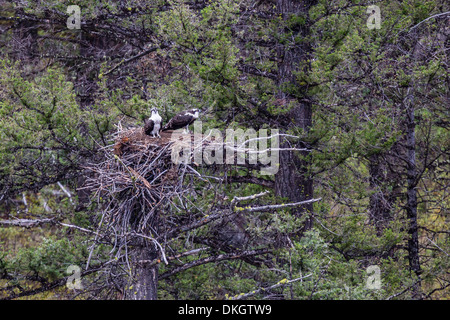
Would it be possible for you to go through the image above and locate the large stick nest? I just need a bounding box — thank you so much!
[85,127,188,234]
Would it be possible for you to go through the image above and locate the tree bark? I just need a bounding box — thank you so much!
[404,36,425,296]
[405,96,421,279]
[274,0,317,230]
[126,243,159,300]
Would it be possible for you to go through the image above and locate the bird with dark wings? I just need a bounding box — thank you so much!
[162,109,200,133]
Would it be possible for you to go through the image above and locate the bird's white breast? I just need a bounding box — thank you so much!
[149,113,162,133]
[149,113,162,123]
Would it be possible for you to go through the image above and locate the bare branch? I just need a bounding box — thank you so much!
[0,218,54,228]
[231,190,270,205]
[409,12,450,32]
[235,197,322,212]
[139,247,209,267]
[57,182,74,205]
[227,274,313,300]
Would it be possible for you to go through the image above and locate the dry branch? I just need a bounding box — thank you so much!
[227,274,313,300]
[231,190,270,205]
[235,197,322,212]
[0,218,55,228]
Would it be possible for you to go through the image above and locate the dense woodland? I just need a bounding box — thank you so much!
[0,0,448,300]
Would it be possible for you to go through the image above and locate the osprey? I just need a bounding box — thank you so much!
[162,108,200,133]
[144,107,163,138]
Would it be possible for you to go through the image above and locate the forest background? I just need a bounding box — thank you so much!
[0,0,448,300]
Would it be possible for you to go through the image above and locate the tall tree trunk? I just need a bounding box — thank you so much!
[126,242,159,300]
[404,37,424,296]
[124,206,161,300]
[400,79,422,300]
[405,93,421,279]
[274,0,316,230]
